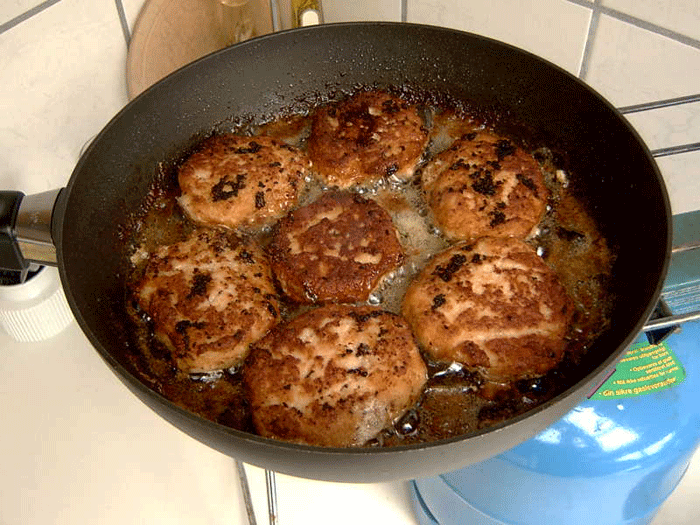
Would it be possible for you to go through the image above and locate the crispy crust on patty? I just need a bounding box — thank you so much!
[243,305,428,447]
[401,237,573,382]
[267,192,405,304]
[135,228,281,373]
[421,131,547,241]
[307,90,429,188]
[177,134,309,229]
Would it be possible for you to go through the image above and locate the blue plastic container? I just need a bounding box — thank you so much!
[411,321,700,525]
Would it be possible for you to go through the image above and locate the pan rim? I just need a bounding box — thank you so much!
[55,21,673,479]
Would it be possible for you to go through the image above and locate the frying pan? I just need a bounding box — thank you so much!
[0,23,670,482]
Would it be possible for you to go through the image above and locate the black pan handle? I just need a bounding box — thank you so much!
[0,189,62,276]
[0,191,26,271]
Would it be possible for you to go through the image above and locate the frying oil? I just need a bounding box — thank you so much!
[122,100,615,446]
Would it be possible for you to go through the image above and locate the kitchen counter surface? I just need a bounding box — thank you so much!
[1,1,698,523]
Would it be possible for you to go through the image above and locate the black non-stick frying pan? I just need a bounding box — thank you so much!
[0,23,670,482]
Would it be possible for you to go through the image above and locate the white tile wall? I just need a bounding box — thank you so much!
[322,0,401,22]
[585,13,700,105]
[0,0,51,28]
[0,0,128,194]
[656,149,700,215]
[578,8,700,214]
[122,0,147,31]
[624,103,700,152]
[406,0,592,75]
[602,0,700,41]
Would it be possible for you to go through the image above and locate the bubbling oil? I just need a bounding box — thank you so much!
[122,101,615,447]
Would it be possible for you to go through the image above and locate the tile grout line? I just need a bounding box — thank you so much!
[566,0,700,51]
[568,0,700,140]
[651,142,700,158]
[618,93,700,114]
[114,0,131,45]
[598,4,700,51]
[578,0,601,80]
[564,1,698,160]
[2,0,695,159]
[622,94,700,157]
[0,0,62,35]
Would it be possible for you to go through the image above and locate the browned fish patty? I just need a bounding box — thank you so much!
[401,237,573,382]
[421,131,547,241]
[177,134,309,229]
[307,90,429,188]
[243,304,428,447]
[267,191,405,304]
[135,228,281,373]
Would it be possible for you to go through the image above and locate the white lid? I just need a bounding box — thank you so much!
[0,266,74,342]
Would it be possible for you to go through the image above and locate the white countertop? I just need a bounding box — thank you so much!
[1,1,699,524]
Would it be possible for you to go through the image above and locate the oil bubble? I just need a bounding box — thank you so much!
[368,292,383,305]
[396,409,419,436]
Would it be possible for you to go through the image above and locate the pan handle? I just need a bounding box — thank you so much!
[642,240,700,341]
[1,191,25,271]
[644,310,700,331]
[0,189,62,275]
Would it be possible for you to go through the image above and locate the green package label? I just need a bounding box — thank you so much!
[591,341,686,400]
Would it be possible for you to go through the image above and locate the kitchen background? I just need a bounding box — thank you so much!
[1,1,698,524]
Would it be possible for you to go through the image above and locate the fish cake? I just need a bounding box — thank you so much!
[307,90,429,188]
[267,191,405,304]
[243,304,428,447]
[135,228,280,373]
[177,134,309,229]
[401,237,573,382]
[421,131,547,241]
